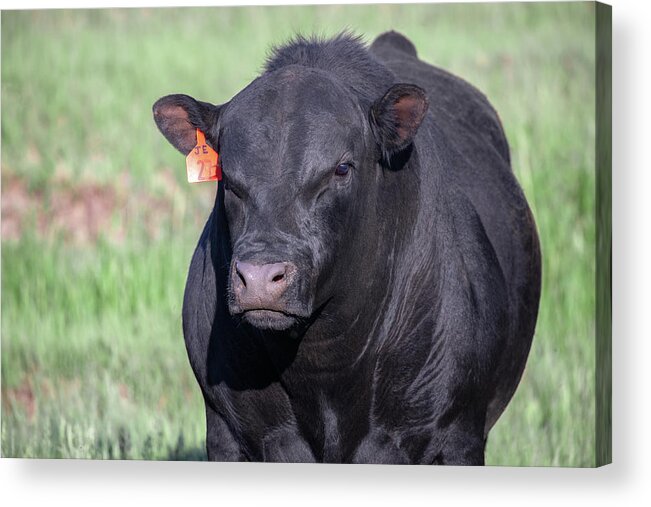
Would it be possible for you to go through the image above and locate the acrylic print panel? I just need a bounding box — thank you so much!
[1,2,611,466]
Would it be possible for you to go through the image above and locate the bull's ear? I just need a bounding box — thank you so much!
[370,84,429,159]
[152,94,222,155]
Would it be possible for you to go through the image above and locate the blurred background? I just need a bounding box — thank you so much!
[1,3,596,465]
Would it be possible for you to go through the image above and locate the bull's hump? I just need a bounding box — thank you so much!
[370,31,418,59]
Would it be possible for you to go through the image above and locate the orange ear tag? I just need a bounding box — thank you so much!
[186,129,222,183]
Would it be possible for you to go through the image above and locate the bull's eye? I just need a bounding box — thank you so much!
[334,163,351,177]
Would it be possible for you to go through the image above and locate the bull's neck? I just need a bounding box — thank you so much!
[264,159,426,379]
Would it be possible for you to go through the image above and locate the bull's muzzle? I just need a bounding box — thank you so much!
[231,260,297,312]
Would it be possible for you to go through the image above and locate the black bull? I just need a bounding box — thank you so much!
[152,32,541,465]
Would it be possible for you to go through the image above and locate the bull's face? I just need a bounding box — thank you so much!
[153,66,427,331]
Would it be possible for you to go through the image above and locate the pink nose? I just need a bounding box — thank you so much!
[232,261,294,310]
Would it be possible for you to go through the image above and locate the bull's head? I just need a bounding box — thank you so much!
[153,66,428,331]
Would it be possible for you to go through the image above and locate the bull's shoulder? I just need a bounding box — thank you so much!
[182,213,218,387]
[374,183,510,379]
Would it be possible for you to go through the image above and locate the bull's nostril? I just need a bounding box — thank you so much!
[235,262,247,287]
[268,264,288,285]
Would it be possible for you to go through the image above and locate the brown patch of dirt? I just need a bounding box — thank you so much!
[1,169,213,245]
[2,379,37,421]
[47,181,119,244]
[118,383,130,400]
[1,174,32,241]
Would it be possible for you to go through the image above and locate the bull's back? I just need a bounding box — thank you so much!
[371,32,542,432]
[370,31,510,164]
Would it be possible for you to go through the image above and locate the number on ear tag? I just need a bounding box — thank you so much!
[186,129,222,183]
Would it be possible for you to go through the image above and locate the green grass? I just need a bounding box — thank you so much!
[1,3,596,465]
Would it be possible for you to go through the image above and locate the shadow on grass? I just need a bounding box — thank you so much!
[99,428,208,461]
[165,433,208,462]
[165,447,208,461]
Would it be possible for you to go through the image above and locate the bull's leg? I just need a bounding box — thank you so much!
[351,428,410,464]
[205,401,244,462]
[436,416,486,466]
[261,426,316,463]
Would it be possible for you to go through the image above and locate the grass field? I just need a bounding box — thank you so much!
[1,3,597,465]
